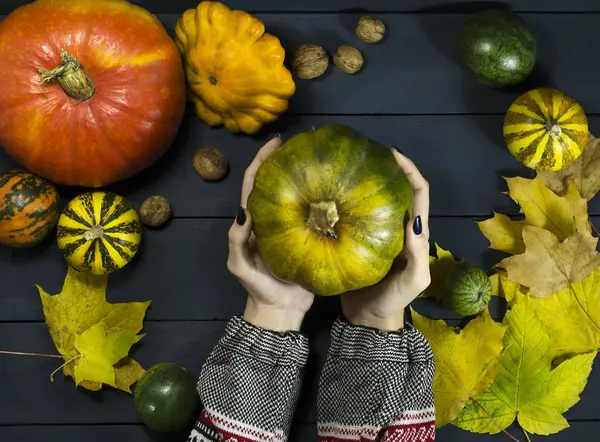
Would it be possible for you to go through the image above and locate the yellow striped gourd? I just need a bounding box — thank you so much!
[503,88,588,172]
[57,192,142,274]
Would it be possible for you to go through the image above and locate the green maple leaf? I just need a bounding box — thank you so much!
[454,297,596,435]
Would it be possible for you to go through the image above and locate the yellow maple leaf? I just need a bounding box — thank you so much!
[540,132,600,201]
[495,271,600,358]
[498,226,600,298]
[421,243,462,299]
[477,213,525,255]
[478,176,589,254]
[454,298,596,435]
[38,266,150,392]
[505,176,589,239]
[412,308,504,427]
[489,271,527,301]
[73,323,143,387]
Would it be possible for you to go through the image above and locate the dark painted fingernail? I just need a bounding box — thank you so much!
[391,144,402,154]
[413,216,422,235]
[236,206,246,225]
[271,133,281,140]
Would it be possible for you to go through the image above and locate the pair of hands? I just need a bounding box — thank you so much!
[227,136,431,333]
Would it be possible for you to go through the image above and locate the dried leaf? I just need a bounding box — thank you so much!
[421,243,462,299]
[498,226,600,298]
[477,214,525,254]
[478,177,589,257]
[540,133,600,201]
[115,358,146,393]
[412,308,504,427]
[504,176,589,240]
[454,298,596,435]
[496,271,600,358]
[38,266,150,392]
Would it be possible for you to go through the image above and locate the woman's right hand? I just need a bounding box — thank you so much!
[341,149,431,332]
[227,136,315,333]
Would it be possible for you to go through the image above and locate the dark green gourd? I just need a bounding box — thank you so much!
[459,10,536,87]
[134,363,200,432]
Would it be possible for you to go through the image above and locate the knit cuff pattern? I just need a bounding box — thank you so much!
[218,315,310,367]
[329,318,433,364]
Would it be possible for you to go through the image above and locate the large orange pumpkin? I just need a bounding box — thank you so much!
[0,0,186,187]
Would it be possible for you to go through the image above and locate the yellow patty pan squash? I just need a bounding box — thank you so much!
[174,1,296,134]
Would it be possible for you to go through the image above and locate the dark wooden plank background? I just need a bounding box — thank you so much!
[0,1,598,441]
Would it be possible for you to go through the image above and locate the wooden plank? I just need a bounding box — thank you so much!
[1,422,598,442]
[0,321,598,425]
[2,12,600,115]
[10,113,598,219]
[4,0,600,15]
[5,115,599,218]
[0,321,226,425]
[3,216,511,321]
[151,12,600,115]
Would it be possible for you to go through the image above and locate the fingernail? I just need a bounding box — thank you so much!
[391,144,402,154]
[236,206,246,225]
[271,133,281,140]
[413,216,422,235]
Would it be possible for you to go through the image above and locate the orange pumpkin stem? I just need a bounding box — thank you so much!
[308,201,339,240]
[39,49,95,102]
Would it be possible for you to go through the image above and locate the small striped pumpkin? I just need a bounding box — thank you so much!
[57,192,142,275]
[503,88,588,172]
[0,170,60,247]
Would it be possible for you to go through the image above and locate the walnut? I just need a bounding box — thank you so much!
[140,196,172,228]
[355,16,386,43]
[193,147,228,181]
[333,45,363,74]
[292,44,329,79]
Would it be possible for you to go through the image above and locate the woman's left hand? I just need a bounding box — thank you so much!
[227,136,315,332]
[341,149,431,332]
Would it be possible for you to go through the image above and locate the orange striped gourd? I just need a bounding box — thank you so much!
[503,88,588,172]
[0,170,60,247]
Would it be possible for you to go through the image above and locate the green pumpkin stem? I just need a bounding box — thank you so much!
[39,49,95,102]
[83,225,104,241]
[545,119,562,139]
[308,201,339,240]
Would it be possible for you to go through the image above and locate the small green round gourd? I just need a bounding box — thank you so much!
[442,264,492,316]
[134,363,200,432]
[458,10,536,87]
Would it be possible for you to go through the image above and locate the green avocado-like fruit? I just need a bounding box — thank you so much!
[247,124,413,296]
[134,363,200,432]
[459,10,536,87]
[442,264,492,316]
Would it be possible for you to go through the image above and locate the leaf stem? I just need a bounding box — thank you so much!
[0,350,63,359]
[50,355,81,382]
[522,427,532,442]
[470,396,522,442]
[589,217,600,237]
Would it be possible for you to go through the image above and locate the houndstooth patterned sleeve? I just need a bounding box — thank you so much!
[317,319,436,442]
[187,315,309,442]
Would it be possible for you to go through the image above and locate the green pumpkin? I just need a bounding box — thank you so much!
[459,10,536,87]
[134,363,200,432]
[443,264,492,316]
[247,124,413,296]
